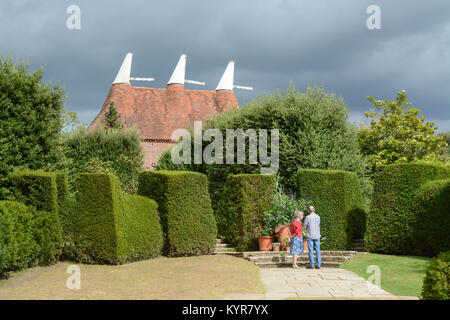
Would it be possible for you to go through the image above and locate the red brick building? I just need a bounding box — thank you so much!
[91,53,241,169]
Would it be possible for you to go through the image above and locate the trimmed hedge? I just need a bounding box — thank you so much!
[296,169,366,250]
[0,201,38,277]
[11,171,63,264]
[120,195,164,260]
[216,174,276,251]
[138,171,217,256]
[366,163,449,255]
[72,173,163,264]
[421,251,450,300]
[414,179,450,256]
[11,171,58,213]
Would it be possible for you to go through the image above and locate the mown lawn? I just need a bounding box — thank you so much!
[340,253,431,297]
[0,255,264,300]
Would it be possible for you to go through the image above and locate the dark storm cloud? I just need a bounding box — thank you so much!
[1,0,449,130]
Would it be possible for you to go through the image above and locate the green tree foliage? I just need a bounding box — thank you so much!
[0,57,65,200]
[103,102,123,130]
[358,91,447,172]
[62,127,144,194]
[438,131,450,163]
[158,86,370,211]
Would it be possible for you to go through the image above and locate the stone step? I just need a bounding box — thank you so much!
[247,255,351,263]
[243,251,358,258]
[215,243,229,249]
[213,251,243,257]
[255,261,341,268]
[215,247,236,253]
[249,255,351,263]
[216,239,225,244]
[351,247,367,252]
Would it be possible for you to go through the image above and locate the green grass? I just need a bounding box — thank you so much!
[340,253,431,297]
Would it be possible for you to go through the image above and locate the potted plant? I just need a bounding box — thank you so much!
[283,237,291,252]
[272,242,280,251]
[262,183,313,251]
[255,225,274,251]
[302,230,308,253]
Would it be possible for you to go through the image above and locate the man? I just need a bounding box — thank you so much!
[303,205,321,269]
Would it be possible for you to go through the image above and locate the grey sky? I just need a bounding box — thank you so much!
[1,0,449,131]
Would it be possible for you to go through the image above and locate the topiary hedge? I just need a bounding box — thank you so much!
[216,174,276,251]
[296,169,366,250]
[0,201,38,277]
[138,170,217,256]
[11,171,63,264]
[366,163,449,255]
[11,171,59,213]
[414,179,450,257]
[120,194,164,261]
[421,251,450,300]
[72,173,163,264]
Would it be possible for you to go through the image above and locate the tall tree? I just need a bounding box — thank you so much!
[358,90,447,172]
[103,102,123,129]
[0,57,65,199]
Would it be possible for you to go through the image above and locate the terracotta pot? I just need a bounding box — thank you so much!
[303,237,308,253]
[258,236,274,251]
[276,225,290,250]
[273,245,280,251]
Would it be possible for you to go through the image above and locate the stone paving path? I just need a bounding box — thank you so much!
[223,267,418,300]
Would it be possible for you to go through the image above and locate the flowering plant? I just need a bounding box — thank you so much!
[262,181,314,234]
[253,224,273,237]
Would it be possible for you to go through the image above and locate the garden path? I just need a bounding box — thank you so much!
[223,267,419,300]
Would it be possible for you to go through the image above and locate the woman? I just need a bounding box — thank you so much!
[290,210,304,268]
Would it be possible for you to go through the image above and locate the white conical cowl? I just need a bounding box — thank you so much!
[113,52,132,84]
[216,60,234,91]
[168,54,187,85]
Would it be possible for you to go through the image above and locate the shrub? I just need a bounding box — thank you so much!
[54,172,74,252]
[0,201,38,277]
[120,195,163,260]
[72,173,162,264]
[421,251,450,300]
[0,57,65,200]
[11,171,58,213]
[11,171,63,264]
[216,174,276,251]
[296,169,366,250]
[157,86,369,212]
[366,163,449,255]
[138,171,217,256]
[62,127,144,194]
[413,179,450,256]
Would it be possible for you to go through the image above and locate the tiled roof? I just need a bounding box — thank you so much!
[91,83,239,139]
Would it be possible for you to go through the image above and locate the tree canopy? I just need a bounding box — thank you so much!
[158,85,370,210]
[0,57,65,199]
[358,90,447,172]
